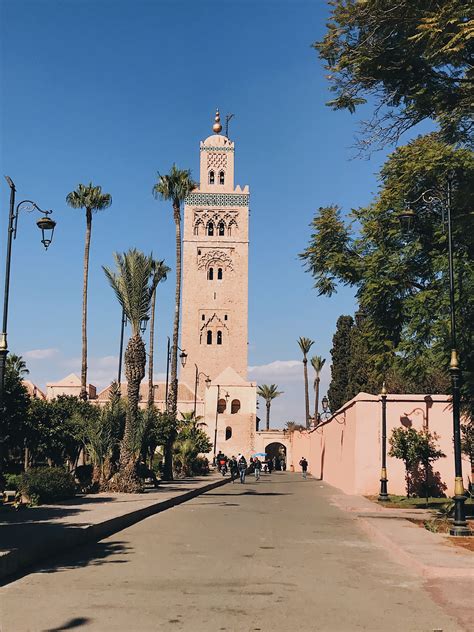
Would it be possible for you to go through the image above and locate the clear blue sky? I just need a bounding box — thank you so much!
[0,0,425,425]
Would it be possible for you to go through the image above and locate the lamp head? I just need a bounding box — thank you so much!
[140,315,150,334]
[321,395,329,413]
[36,215,56,249]
[205,376,211,389]
[398,207,416,234]
[180,350,188,367]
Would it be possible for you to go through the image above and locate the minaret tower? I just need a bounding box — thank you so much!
[180,110,250,391]
[180,111,256,457]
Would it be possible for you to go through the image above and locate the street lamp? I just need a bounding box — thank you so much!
[213,386,229,461]
[193,363,211,418]
[397,179,471,535]
[378,383,389,502]
[164,337,187,410]
[0,177,57,411]
[319,396,331,422]
[140,315,150,335]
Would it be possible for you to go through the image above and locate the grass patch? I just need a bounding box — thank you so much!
[366,495,474,511]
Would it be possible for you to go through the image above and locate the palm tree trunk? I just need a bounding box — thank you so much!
[148,289,156,408]
[314,377,320,422]
[266,402,270,431]
[164,200,182,481]
[303,357,310,428]
[80,208,92,400]
[114,334,146,492]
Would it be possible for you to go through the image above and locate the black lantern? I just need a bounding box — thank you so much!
[205,376,211,388]
[140,315,149,335]
[322,396,329,413]
[180,350,188,367]
[36,214,56,250]
[398,207,416,234]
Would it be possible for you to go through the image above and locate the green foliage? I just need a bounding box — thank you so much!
[297,337,314,356]
[2,355,30,469]
[173,413,212,477]
[4,473,21,491]
[315,0,473,149]
[152,163,198,211]
[66,182,112,214]
[327,315,353,411]
[257,384,283,404]
[389,427,446,497]
[26,396,99,468]
[301,135,474,407]
[103,249,155,337]
[19,467,76,505]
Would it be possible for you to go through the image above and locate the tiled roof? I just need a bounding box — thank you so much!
[22,380,46,400]
[96,381,195,402]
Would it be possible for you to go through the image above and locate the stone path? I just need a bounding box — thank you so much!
[2,472,471,631]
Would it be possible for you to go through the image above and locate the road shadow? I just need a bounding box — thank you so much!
[43,616,92,631]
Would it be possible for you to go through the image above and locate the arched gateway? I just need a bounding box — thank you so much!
[265,442,287,469]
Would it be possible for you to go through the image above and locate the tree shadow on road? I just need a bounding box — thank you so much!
[36,539,131,575]
[43,616,92,631]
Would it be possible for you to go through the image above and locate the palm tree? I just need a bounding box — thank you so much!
[67,183,112,400]
[103,249,153,492]
[147,260,170,408]
[257,384,283,430]
[7,354,29,377]
[311,355,326,423]
[153,165,197,480]
[297,337,314,428]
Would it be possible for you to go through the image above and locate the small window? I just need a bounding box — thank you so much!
[202,314,205,320]
[224,315,228,321]
[218,222,225,236]
[209,170,215,185]
[219,171,225,185]
[194,224,199,236]
[207,331,212,345]
[217,268,223,280]
[198,249,201,255]
[207,222,214,236]
[231,399,241,414]
[217,330,223,345]
[217,398,227,413]
[207,267,214,280]
[225,426,232,440]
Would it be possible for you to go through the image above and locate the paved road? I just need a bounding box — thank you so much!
[0,473,464,631]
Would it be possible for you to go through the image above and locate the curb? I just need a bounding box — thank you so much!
[0,475,230,585]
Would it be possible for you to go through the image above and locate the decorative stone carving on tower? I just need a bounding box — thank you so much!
[179,110,256,458]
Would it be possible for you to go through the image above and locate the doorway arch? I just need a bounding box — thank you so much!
[265,442,287,470]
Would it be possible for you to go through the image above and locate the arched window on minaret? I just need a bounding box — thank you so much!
[209,170,215,185]
[207,222,214,236]
[207,267,214,280]
[217,268,223,280]
[217,330,223,345]
[218,221,225,236]
[219,170,225,185]
[225,426,232,440]
[207,330,212,345]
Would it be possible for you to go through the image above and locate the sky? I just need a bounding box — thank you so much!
[0,0,425,426]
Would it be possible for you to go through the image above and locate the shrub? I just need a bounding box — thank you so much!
[4,473,22,491]
[19,467,76,505]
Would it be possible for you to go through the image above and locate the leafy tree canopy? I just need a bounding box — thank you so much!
[315,0,474,149]
[301,135,474,410]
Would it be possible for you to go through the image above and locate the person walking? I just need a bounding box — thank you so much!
[238,455,247,484]
[229,456,238,483]
[267,457,273,474]
[299,457,308,479]
[254,457,262,481]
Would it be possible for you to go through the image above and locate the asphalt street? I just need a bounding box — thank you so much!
[0,473,464,631]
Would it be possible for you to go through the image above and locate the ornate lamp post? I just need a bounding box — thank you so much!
[378,383,389,502]
[193,363,211,418]
[213,386,229,462]
[320,395,331,422]
[397,179,471,535]
[164,337,187,412]
[0,177,57,409]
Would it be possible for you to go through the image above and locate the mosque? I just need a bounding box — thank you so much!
[44,111,292,466]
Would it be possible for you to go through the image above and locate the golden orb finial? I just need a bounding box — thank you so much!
[212,109,222,134]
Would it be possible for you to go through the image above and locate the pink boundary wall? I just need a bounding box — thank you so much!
[290,393,470,497]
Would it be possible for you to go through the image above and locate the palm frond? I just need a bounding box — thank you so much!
[66,182,112,212]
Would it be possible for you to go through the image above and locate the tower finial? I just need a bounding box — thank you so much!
[212,108,222,134]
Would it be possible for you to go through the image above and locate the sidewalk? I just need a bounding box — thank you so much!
[328,489,473,578]
[0,473,229,584]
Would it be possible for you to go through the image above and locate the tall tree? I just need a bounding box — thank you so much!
[8,354,29,378]
[147,260,170,408]
[66,183,112,400]
[103,249,154,492]
[327,316,353,412]
[315,0,473,150]
[297,337,314,428]
[153,165,197,480]
[301,135,474,411]
[310,355,326,421]
[257,384,283,430]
